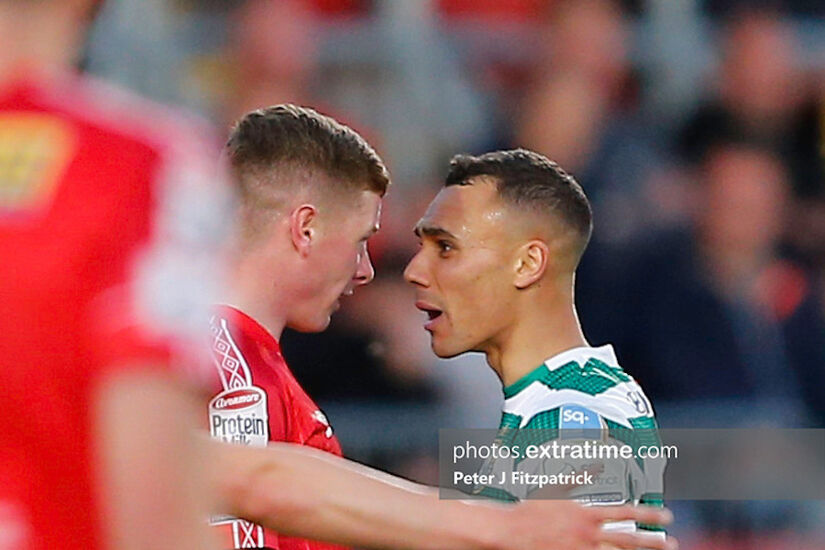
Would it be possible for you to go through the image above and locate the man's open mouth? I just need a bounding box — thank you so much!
[426,309,442,321]
[415,301,443,326]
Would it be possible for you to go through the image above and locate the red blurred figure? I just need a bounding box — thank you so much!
[0,1,228,548]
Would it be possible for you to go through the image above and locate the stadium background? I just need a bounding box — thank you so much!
[82,0,825,548]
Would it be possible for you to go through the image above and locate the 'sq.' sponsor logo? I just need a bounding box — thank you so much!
[560,405,602,429]
[563,408,589,425]
[559,405,604,440]
[209,386,269,446]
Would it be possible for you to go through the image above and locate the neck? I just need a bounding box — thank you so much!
[485,281,588,388]
[226,254,289,340]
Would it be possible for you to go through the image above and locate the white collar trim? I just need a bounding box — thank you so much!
[542,344,618,372]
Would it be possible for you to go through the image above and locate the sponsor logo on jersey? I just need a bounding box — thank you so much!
[559,404,605,440]
[209,386,269,446]
[212,388,264,411]
[0,113,74,212]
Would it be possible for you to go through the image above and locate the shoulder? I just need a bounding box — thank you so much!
[504,346,656,428]
[209,310,260,390]
[28,73,220,157]
[209,308,297,389]
[14,73,231,230]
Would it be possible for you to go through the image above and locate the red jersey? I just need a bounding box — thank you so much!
[208,306,346,550]
[0,72,227,549]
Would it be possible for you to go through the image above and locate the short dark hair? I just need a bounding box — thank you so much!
[445,148,592,256]
[226,104,390,201]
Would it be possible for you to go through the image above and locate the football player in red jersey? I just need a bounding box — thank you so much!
[0,0,228,549]
[205,105,676,550]
[205,105,386,549]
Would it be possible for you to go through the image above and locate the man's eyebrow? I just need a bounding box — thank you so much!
[413,224,457,240]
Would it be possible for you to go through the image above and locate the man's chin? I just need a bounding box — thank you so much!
[289,316,332,333]
[430,337,464,359]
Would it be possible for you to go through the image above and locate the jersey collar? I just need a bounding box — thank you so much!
[501,344,618,399]
[214,304,282,352]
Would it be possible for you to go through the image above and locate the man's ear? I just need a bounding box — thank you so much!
[289,204,318,257]
[513,240,549,289]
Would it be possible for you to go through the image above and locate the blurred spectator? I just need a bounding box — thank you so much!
[675,9,825,354]
[677,11,818,198]
[785,78,825,300]
[437,0,548,22]
[603,141,825,428]
[307,0,372,18]
[436,0,643,21]
[84,0,183,104]
[221,0,320,124]
[703,0,825,17]
[516,0,677,247]
[512,0,683,347]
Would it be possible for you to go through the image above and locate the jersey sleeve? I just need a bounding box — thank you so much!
[478,392,666,534]
[207,314,288,443]
[519,402,666,535]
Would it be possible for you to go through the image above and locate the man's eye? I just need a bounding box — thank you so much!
[437,240,453,253]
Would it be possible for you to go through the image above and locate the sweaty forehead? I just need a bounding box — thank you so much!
[418,182,510,240]
[330,188,382,228]
[355,190,382,228]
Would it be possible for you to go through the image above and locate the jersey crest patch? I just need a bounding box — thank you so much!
[0,113,74,213]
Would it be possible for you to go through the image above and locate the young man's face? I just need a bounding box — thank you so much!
[289,189,382,332]
[404,181,519,358]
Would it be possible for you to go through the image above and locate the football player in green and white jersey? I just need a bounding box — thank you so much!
[404,148,667,539]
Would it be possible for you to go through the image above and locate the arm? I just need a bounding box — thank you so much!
[95,370,218,550]
[209,441,675,550]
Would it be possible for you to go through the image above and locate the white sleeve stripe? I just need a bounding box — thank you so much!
[210,318,253,390]
[504,385,642,428]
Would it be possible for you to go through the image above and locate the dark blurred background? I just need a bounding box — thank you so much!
[82,1,825,547]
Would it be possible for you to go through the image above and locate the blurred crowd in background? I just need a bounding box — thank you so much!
[82,0,825,547]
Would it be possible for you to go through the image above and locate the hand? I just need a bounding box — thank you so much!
[490,501,677,550]
[590,505,677,550]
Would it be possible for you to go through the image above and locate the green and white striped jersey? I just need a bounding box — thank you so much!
[476,345,665,534]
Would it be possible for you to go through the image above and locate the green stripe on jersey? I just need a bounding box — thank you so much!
[511,410,560,467]
[499,412,522,430]
[605,416,662,470]
[503,358,632,399]
[494,410,559,470]
[638,524,668,532]
[640,493,664,506]
[638,493,667,533]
